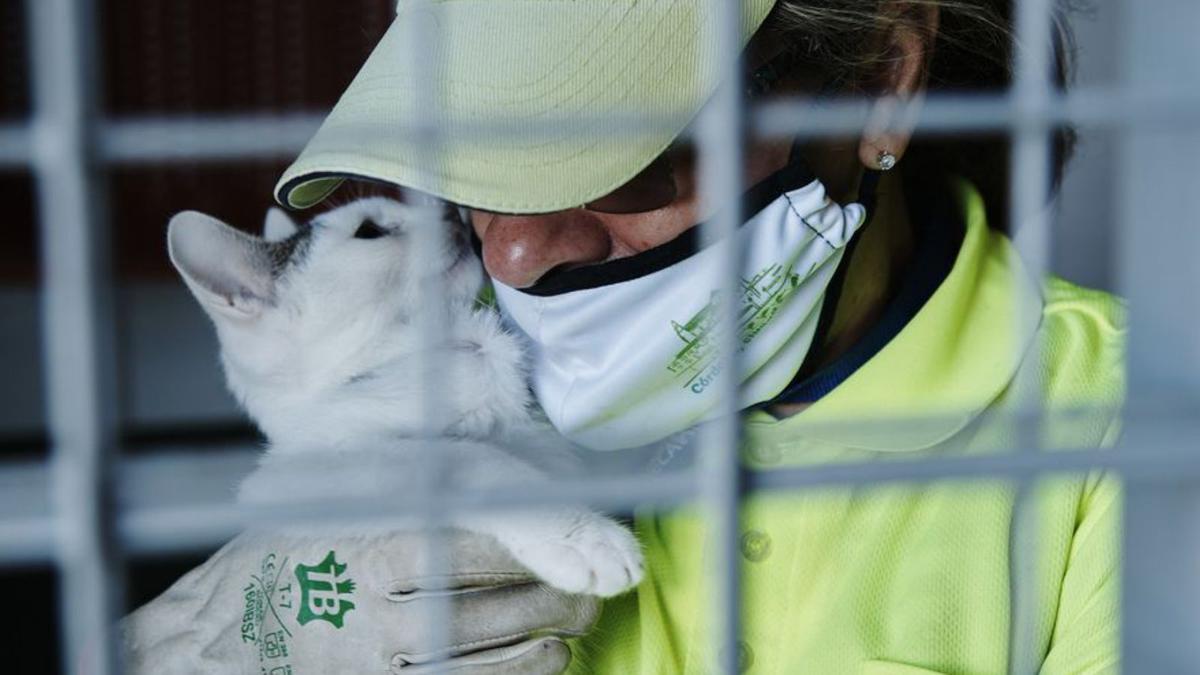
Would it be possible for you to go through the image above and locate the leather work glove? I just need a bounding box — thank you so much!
[121,528,599,674]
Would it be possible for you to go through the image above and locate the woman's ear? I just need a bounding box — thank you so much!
[858,1,940,170]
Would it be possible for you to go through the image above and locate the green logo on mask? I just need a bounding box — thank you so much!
[667,262,801,393]
[294,550,357,628]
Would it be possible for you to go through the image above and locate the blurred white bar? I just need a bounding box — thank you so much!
[0,516,57,567]
[693,0,748,670]
[102,411,1200,547]
[101,114,325,162]
[2,89,1200,170]
[399,1,454,669]
[0,461,54,567]
[1007,0,1056,670]
[0,123,29,166]
[4,403,1200,566]
[1118,0,1200,670]
[26,0,123,672]
[118,472,700,557]
[100,90,1200,144]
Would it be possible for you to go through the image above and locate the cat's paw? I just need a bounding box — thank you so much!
[508,514,644,598]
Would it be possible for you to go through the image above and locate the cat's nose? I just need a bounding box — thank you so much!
[474,210,610,288]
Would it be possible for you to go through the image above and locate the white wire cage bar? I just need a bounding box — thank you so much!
[1005,0,1056,669]
[2,0,1198,673]
[3,406,1200,562]
[396,0,457,666]
[4,88,1200,168]
[26,0,124,673]
[1118,0,1200,671]
[694,0,749,671]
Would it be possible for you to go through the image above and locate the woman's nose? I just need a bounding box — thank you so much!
[475,210,612,288]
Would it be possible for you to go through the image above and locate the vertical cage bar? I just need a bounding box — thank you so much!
[398,1,454,670]
[1005,0,1056,671]
[1119,0,1200,670]
[696,0,747,672]
[26,0,122,673]
[1009,0,1055,275]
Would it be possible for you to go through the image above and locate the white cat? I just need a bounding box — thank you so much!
[167,197,643,597]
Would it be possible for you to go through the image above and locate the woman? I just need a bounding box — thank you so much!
[126,1,1121,672]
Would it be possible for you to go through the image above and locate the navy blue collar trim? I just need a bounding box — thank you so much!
[766,180,964,406]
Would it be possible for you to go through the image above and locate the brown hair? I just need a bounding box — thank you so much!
[763,0,1081,231]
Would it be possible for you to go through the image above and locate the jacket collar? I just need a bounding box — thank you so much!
[744,180,1044,453]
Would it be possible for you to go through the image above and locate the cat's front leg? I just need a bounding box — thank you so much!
[459,509,644,598]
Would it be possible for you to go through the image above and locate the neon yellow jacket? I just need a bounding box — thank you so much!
[570,182,1125,675]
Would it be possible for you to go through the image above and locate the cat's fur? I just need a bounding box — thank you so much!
[167,197,643,597]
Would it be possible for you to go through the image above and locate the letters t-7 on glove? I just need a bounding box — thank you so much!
[120,529,599,674]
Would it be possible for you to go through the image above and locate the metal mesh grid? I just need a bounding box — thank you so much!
[2,0,1198,672]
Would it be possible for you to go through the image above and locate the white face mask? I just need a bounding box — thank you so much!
[492,154,876,451]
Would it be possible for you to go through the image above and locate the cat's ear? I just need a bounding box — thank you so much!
[168,211,276,320]
[263,207,299,242]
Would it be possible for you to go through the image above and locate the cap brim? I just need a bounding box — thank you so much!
[276,0,777,213]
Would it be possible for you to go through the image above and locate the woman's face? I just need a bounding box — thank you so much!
[464,35,896,291]
[467,137,805,289]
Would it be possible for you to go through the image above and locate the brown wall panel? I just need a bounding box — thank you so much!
[2,0,395,282]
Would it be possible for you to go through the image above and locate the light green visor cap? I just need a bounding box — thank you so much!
[276,0,779,214]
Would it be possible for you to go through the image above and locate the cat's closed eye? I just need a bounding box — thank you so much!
[353,220,388,240]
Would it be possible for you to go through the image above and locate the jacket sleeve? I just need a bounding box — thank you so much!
[1039,471,1121,675]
